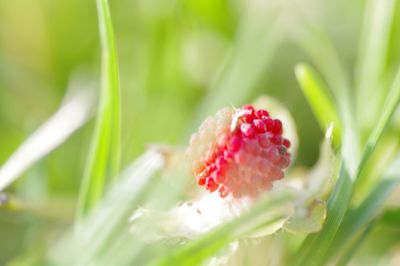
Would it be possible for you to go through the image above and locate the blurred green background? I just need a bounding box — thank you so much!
[1,0,400,264]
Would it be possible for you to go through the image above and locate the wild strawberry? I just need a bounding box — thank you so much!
[187,105,291,198]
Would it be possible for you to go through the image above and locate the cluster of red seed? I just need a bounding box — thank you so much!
[187,105,291,198]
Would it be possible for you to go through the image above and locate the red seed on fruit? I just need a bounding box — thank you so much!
[198,175,206,186]
[240,123,255,137]
[270,135,282,145]
[283,138,291,148]
[219,186,228,198]
[256,109,269,118]
[243,104,255,113]
[229,136,242,152]
[253,119,266,133]
[272,119,283,135]
[258,134,270,148]
[187,104,291,198]
[206,178,219,192]
[213,169,226,183]
[264,118,274,131]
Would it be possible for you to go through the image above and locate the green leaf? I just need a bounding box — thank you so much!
[355,67,400,187]
[0,85,92,192]
[190,2,283,130]
[49,151,164,265]
[295,64,342,145]
[380,208,400,228]
[295,66,400,265]
[327,154,400,262]
[284,200,327,234]
[356,0,396,129]
[293,21,351,117]
[293,18,360,176]
[283,126,335,235]
[293,163,352,266]
[77,0,121,218]
[297,66,400,265]
[336,220,375,266]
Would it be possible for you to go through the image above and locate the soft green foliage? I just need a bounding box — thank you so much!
[295,63,400,266]
[191,2,283,128]
[291,0,400,264]
[295,64,342,144]
[49,150,164,265]
[1,0,400,265]
[356,0,396,130]
[330,155,400,261]
[0,87,92,191]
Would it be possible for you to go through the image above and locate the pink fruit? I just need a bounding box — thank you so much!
[187,105,291,198]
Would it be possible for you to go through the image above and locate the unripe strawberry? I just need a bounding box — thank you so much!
[187,105,291,198]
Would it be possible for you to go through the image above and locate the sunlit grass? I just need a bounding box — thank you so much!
[1,0,400,265]
[77,0,121,218]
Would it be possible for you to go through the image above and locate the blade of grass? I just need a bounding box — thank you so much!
[49,150,164,265]
[0,85,93,191]
[356,0,395,129]
[380,208,400,228]
[327,153,400,262]
[85,159,189,266]
[295,66,400,265]
[336,220,375,266]
[190,1,283,130]
[291,17,359,265]
[355,67,400,187]
[293,162,352,266]
[292,17,350,117]
[77,0,121,218]
[295,63,342,145]
[150,190,295,266]
[292,13,360,175]
[292,11,400,264]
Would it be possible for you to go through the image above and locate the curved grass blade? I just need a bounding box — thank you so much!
[190,2,283,130]
[295,63,342,145]
[355,67,400,187]
[77,0,121,218]
[327,153,400,262]
[291,19,351,118]
[0,85,93,191]
[356,0,395,129]
[49,150,164,265]
[150,190,295,266]
[296,67,400,265]
[336,220,375,266]
[292,14,360,175]
[293,162,352,266]
[380,208,400,228]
